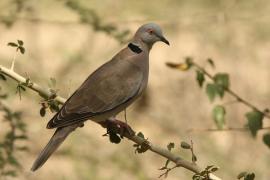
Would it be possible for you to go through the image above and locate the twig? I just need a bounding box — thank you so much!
[0,64,221,180]
[191,61,270,119]
[190,140,196,163]
[10,51,17,71]
[188,126,270,132]
[158,164,179,178]
[221,99,239,106]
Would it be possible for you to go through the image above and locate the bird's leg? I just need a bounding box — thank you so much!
[99,117,135,144]
[124,109,128,124]
[108,117,135,137]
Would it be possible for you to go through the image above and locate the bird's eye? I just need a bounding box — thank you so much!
[148,29,154,35]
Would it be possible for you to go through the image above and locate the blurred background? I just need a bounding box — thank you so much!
[0,0,270,179]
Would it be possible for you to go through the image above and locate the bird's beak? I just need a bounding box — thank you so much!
[160,36,170,45]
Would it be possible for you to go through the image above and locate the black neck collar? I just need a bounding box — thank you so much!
[128,43,142,54]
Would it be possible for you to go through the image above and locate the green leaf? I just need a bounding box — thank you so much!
[180,141,191,149]
[19,85,26,91]
[217,86,225,98]
[15,135,28,140]
[49,101,60,112]
[214,73,230,89]
[185,57,193,66]
[16,146,29,151]
[137,132,145,139]
[206,83,217,102]
[16,121,26,132]
[205,165,219,173]
[40,107,46,117]
[167,142,175,151]
[6,131,14,140]
[262,133,270,148]
[0,93,8,99]
[17,40,23,46]
[207,58,215,68]
[193,174,204,180]
[205,165,214,170]
[246,111,264,137]
[212,105,226,129]
[196,70,205,88]
[192,154,197,162]
[245,173,255,180]
[49,90,57,99]
[2,170,17,177]
[13,111,22,119]
[8,156,20,167]
[7,42,18,47]
[213,73,230,98]
[18,46,25,54]
[210,167,219,172]
[0,74,6,80]
[237,172,248,179]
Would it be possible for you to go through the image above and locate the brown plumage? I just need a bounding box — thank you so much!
[31,23,169,171]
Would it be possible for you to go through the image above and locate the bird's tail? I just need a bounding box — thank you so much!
[31,125,78,171]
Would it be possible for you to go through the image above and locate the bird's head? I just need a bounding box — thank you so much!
[134,23,170,48]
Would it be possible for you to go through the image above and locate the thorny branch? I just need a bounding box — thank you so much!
[0,64,221,179]
[191,61,270,120]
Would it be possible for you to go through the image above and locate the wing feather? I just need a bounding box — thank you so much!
[47,55,143,128]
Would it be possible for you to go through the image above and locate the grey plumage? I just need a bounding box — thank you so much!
[31,23,169,171]
[31,124,78,171]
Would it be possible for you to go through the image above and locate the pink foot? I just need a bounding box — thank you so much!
[100,118,135,143]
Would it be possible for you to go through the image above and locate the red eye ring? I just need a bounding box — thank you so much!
[148,29,154,34]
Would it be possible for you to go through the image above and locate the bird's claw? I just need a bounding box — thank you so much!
[100,118,135,143]
[108,119,135,136]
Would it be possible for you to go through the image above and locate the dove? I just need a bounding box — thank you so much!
[31,23,169,171]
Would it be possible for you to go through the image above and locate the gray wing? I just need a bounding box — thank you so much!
[47,56,143,129]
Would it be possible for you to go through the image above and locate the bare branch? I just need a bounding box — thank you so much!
[0,65,66,104]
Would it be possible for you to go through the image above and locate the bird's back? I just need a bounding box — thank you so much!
[47,47,149,129]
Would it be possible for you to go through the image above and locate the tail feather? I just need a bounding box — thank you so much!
[31,125,78,171]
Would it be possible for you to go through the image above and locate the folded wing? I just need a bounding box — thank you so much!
[47,57,143,128]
